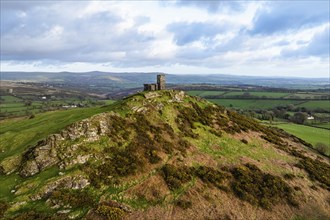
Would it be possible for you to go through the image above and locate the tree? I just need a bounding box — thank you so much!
[286,104,295,111]
[24,101,32,106]
[291,112,307,124]
[315,143,327,155]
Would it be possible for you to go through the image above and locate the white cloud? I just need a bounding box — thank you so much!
[0,1,329,77]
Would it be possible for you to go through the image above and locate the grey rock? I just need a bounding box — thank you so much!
[20,160,39,177]
[144,92,161,99]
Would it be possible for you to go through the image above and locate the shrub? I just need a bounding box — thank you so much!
[210,129,222,137]
[87,143,144,187]
[101,145,142,177]
[175,199,192,209]
[146,150,161,164]
[49,189,95,208]
[160,164,193,190]
[96,205,125,220]
[310,185,318,190]
[230,164,297,210]
[10,210,68,220]
[294,186,301,191]
[283,173,295,180]
[315,143,328,155]
[296,157,330,189]
[0,201,9,218]
[241,139,248,144]
[194,166,229,189]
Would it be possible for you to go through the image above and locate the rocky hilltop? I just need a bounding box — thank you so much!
[0,90,329,220]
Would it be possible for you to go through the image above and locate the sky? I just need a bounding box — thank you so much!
[0,0,329,77]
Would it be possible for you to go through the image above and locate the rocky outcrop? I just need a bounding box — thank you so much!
[20,160,40,177]
[31,174,90,201]
[0,155,21,174]
[19,112,120,177]
[144,92,161,99]
[173,91,186,102]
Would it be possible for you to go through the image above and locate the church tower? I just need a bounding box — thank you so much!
[157,74,165,90]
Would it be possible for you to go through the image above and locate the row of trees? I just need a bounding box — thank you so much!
[241,110,310,125]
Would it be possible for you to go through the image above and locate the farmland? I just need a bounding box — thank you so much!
[208,99,304,110]
[0,81,114,119]
[0,95,114,118]
[273,123,330,155]
[186,89,329,111]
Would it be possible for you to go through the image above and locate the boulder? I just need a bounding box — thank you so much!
[144,92,161,99]
[20,160,39,177]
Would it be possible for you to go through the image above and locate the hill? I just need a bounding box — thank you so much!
[0,90,329,220]
[2,71,329,89]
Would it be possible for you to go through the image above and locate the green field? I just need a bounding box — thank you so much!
[0,95,22,102]
[224,91,290,98]
[311,122,330,129]
[0,101,119,160]
[286,93,329,99]
[273,123,330,155]
[209,99,303,110]
[187,90,330,112]
[296,100,330,110]
[0,95,115,118]
[186,90,330,100]
[100,100,116,105]
[186,90,226,97]
[210,99,329,111]
[186,90,291,98]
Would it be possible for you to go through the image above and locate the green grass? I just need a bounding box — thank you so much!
[248,92,290,98]
[188,125,296,174]
[285,92,329,99]
[274,123,330,155]
[187,91,291,98]
[187,90,329,112]
[0,103,25,108]
[100,100,116,105]
[0,166,60,203]
[208,99,302,110]
[224,91,290,98]
[186,91,226,97]
[296,100,330,110]
[311,122,330,129]
[0,173,20,201]
[0,95,22,102]
[0,102,119,160]
[0,95,115,118]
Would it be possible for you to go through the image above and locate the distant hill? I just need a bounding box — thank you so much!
[0,90,329,219]
[1,71,329,89]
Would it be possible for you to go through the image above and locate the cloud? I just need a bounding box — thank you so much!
[1,2,157,65]
[282,26,330,58]
[0,1,329,77]
[167,21,228,46]
[305,26,330,56]
[0,1,56,11]
[175,0,244,13]
[250,1,329,35]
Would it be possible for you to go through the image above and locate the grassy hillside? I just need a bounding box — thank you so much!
[0,90,329,220]
[0,102,119,160]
